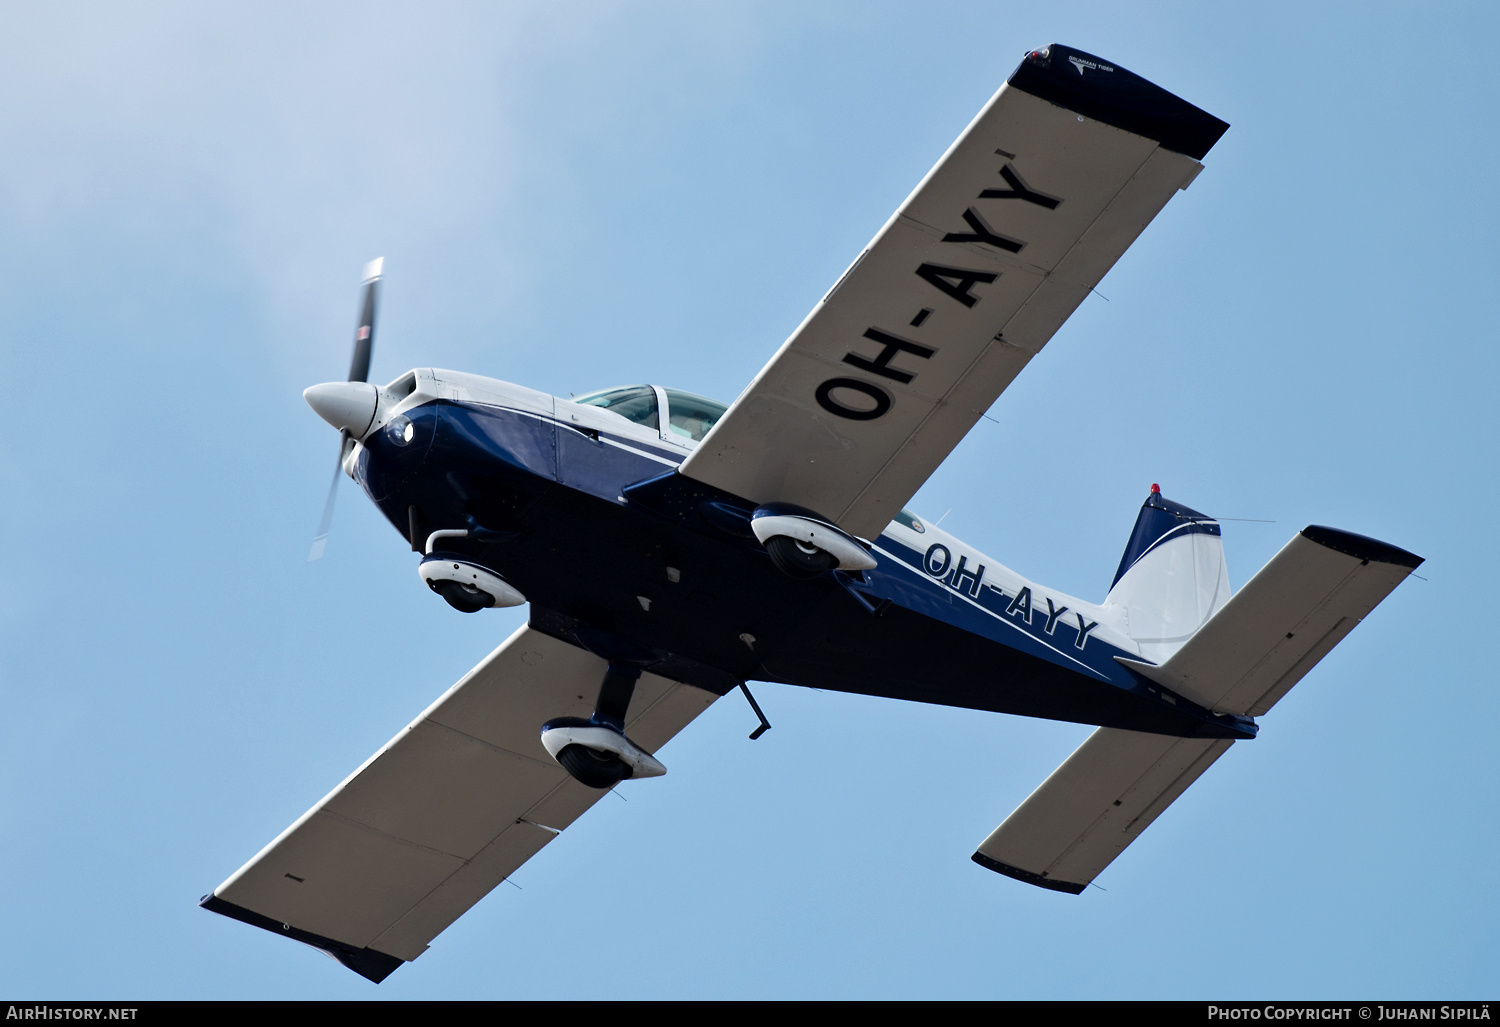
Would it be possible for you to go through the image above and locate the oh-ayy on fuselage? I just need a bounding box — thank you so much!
[352,367,1252,740]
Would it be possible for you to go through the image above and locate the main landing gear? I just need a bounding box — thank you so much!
[763,536,838,579]
[540,661,667,789]
[750,502,877,580]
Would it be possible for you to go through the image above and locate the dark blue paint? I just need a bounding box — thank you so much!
[356,398,1253,739]
[1110,489,1222,589]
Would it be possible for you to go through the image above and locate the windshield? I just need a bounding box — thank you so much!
[574,386,727,442]
[574,386,659,431]
[662,388,727,442]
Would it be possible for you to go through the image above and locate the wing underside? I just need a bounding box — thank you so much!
[203,626,718,981]
[679,45,1228,539]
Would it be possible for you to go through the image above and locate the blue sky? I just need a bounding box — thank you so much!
[1,1,1496,999]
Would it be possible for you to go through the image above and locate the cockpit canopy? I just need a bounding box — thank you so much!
[574,385,728,443]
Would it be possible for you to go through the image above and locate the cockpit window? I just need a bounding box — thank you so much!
[663,388,728,442]
[575,386,659,431]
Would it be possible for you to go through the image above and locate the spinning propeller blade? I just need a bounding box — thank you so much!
[307,258,385,561]
[308,454,343,562]
[347,257,382,383]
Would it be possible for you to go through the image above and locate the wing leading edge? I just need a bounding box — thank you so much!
[679,45,1228,539]
[202,626,718,982]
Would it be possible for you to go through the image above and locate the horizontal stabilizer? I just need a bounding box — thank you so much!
[973,728,1232,892]
[1117,526,1422,717]
[974,525,1419,894]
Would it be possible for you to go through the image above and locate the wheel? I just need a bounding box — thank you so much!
[765,535,837,579]
[556,743,633,789]
[429,579,494,613]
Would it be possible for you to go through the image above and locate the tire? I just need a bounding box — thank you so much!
[765,535,837,579]
[429,579,494,613]
[556,743,632,789]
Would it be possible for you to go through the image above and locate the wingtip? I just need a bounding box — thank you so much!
[971,851,1087,894]
[1300,525,1422,569]
[199,893,404,983]
[362,257,385,284]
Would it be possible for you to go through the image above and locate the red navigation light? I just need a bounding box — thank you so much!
[1150,483,1161,494]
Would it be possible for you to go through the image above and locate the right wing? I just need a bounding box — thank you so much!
[975,526,1421,893]
[202,625,718,982]
[680,45,1228,539]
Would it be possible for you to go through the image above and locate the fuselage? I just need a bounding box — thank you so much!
[349,368,1252,739]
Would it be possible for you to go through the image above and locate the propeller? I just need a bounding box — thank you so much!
[308,257,384,561]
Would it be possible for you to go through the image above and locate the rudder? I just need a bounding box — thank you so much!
[1105,485,1231,664]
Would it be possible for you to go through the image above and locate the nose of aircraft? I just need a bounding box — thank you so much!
[304,381,380,437]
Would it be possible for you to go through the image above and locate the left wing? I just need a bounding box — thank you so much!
[202,626,718,982]
[679,45,1227,539]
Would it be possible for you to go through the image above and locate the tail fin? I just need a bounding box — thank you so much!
[1105,485,1230,664]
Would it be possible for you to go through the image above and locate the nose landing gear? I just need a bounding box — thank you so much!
[417,553,526,613]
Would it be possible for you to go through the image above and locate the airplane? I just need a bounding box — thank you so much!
[200,44,1422,983]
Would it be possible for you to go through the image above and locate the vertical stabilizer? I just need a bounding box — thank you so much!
[1105,486,1230,664]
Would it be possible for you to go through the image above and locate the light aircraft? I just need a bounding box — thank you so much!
[202,45,1421,983]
